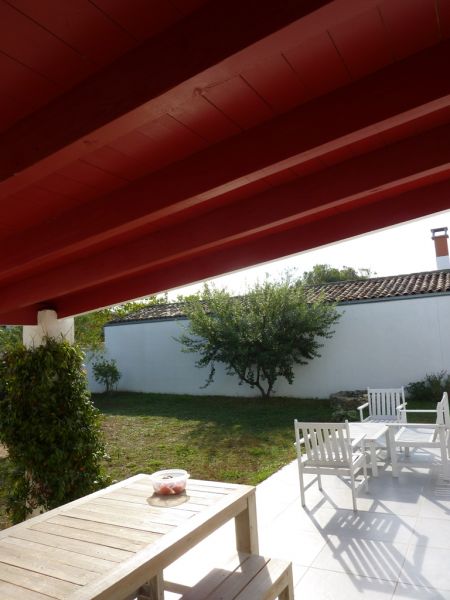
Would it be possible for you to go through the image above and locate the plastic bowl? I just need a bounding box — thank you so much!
[150,469,190,495]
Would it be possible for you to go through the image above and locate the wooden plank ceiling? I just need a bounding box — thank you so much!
[1,0,450,324]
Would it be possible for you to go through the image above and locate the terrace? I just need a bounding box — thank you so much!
[165,450,450,599]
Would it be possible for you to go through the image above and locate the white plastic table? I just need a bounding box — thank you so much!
[348,422,390,477]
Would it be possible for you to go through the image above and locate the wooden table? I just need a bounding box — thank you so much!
[348,422,390,477]
[0,474,259,600]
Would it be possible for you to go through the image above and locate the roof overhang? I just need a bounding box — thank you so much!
[1,0,449,323]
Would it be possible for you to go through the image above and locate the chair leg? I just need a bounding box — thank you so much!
[439,431,450,480]
[299,470,306,507]
[363,460,368,492]
[350,472,357,512]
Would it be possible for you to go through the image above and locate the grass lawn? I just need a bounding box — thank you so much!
[0,392,331,530]
[95,392,332,485]
[0,392,437,530]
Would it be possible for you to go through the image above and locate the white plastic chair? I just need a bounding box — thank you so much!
[294,420,368,511]
[358,387,407,422]
[397,391,449,425]
[389,394,450,478]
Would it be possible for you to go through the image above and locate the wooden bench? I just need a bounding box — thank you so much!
[173,552,294,600]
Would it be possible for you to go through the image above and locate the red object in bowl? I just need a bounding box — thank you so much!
[150,469,189,495]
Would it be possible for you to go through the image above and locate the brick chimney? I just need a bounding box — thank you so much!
[431,227,450,269]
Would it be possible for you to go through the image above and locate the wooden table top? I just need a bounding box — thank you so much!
[0,474,256,600]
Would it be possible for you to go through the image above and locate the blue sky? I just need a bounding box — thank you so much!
[168,209,450,298]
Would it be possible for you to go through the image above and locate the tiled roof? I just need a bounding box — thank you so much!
[306,269,450,303]
[108,269,450,324]
[110,302,186,323]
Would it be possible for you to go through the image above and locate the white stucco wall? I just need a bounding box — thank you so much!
[89,295,450,398]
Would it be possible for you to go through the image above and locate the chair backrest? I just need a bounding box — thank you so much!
[367,387,405,419]
[294,421,352,467]
[436,392,450,426]
[442,392,449,427]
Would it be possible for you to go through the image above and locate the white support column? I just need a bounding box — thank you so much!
[23,309,74,347]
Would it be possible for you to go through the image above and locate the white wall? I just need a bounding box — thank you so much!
[91,295,450,399]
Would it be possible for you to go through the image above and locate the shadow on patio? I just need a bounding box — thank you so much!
[165,452,450,599]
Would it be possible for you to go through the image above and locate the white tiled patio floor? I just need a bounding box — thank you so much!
[165,449,450,599]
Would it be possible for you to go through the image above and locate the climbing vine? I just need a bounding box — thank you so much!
[0,338,109,523]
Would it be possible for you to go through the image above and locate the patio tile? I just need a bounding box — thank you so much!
[295,567,396,599]
[271,501,417,544]
[393,583,450,599]
[398,545,450,591]
[311,535,408,581]
[163,458,450,600]
[296,484,423,517]
[418,476,450,518]
[411,516,450,548]
[291,562,308,586]
[258,526,327,566]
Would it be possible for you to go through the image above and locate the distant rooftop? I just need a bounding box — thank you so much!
[108,269,450,325]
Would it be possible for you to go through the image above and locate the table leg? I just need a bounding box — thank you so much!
[139,572,164,600]
[385,431,391,460]
[388,428,399,477]
[235,492,259,553]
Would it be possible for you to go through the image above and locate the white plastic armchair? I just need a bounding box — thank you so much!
[294,420,368,511]
[397,391,449,426]
[358,387,407,423]
[389,394,450,478]
[397,391,450,451]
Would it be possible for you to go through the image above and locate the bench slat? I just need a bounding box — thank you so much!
[179,553,293,600]
[236,558,293,600]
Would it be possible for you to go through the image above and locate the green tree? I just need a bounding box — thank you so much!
[179,279,340,399]
[302,264,374,285]
[0,326,22,355]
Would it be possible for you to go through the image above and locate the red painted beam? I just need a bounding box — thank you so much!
[46,178,450,322]
[0,307,43,326]
[1,121,450,315]
[2,40,450,282]
[0,0,378,193]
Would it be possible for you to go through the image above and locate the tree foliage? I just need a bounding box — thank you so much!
[302,264,374,285]
[179,279,340,398]
[0,338,109,523]
[0,326,22,355]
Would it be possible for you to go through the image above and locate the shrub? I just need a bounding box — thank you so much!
[93,358,121,393]
[0,338,109,523]
[406,371,450,404]
[331,406,359,422]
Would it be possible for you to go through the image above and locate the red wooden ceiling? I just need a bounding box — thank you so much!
[1,0,450,324]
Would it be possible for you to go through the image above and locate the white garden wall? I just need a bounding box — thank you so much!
[87,294,450,398]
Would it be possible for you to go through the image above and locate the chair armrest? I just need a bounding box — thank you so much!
[392,422,441,429]
[358,402,369,422]
[399,409,437,413]
[396,402,407,411]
